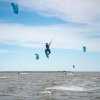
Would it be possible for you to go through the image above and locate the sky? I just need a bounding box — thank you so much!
[0,0,100,71]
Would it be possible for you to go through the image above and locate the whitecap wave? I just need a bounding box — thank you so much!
[0,76,7,79]
[20,73,28,75]
[67,73,74,76]
[46,85,87,91]
[41,90,51,94]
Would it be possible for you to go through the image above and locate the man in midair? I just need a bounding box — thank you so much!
[45,43,51,55]
[45,42,52,58]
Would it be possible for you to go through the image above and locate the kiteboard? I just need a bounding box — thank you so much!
[45,49,49,58]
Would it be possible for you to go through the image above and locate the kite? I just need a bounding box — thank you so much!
[11,3,18,14]
[35,53,39,60]
[83,46,86,52]
[73,65,75,68]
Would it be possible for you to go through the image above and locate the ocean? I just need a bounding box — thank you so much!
[0,71,100,100]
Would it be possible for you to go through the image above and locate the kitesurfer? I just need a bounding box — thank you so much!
[45,43,51,55]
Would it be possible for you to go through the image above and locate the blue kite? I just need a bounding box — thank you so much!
[83,46,86,52]
[35,53,39,60]
[11,3,18,14]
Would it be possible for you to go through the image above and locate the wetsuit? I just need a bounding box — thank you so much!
[45,43,51,55]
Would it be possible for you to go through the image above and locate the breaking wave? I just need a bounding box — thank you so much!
[46,85,87,91]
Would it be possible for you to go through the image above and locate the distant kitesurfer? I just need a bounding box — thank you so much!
[63,71,67,76]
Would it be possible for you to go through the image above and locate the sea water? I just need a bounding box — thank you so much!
[0,71,100,100]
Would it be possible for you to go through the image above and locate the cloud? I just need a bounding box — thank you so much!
[1,0,100,24]
[0,0,100,51]
[7,0,100,25]
[0,23,100,52]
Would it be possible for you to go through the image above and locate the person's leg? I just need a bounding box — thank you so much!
[48,49,51,54]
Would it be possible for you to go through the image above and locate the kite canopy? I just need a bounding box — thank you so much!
[83,46,86,52]
[11,3,18,14]
[73,65,75,68]
[35,53,39,60]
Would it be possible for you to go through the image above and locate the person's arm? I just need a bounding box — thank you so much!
[49,40,52,46]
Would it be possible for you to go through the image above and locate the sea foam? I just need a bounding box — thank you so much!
[46,85,87,91]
